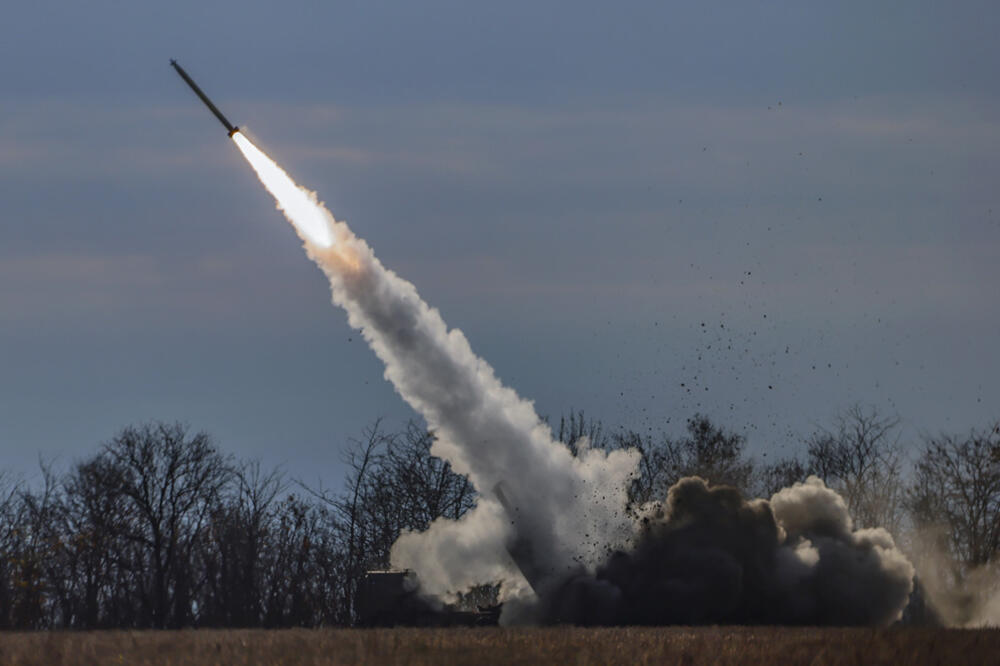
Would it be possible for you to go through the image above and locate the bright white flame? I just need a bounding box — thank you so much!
[231,131,334,247]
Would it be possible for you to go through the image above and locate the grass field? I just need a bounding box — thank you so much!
[0,626,997,665]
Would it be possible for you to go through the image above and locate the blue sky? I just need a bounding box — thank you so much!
[2,1,998,485]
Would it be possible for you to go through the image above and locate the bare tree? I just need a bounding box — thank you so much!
[806,405,905,534]
[556,410,611,455]
[909,424,1000,567]
[682,414,756,491]
[612,429,683,507]
[257,494,340,626]
[199,460,285,626]
[0,471,21,628]
[611,414,755,507]
[386,421,475,526]
[95,422,231,628]
[755,457,808,498]
[905,423,1000,625]
[1,461,68,629]
[51,456,135,628]
[302,419,392,623]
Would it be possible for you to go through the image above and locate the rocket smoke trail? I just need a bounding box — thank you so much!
[229,131,916,625]
[231,131,640,603]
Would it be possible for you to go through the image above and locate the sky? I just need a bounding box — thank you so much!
[1,1,998,488]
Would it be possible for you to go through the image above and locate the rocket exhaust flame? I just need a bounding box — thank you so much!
[231,132,335,248]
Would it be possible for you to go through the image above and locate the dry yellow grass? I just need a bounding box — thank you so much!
[0,626,997,665]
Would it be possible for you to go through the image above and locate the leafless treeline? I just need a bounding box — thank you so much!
[1,407,997,629]
[0,420,471,629]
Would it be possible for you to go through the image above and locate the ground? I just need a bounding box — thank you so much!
[0,626,997,665]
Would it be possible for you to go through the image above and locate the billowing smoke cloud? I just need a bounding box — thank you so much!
[231,132,915,625]
[526,476,914,626]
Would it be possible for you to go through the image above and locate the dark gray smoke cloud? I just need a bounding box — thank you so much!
[512,476,914,626]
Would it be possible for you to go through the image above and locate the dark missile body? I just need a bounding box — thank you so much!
[170,59,239,137]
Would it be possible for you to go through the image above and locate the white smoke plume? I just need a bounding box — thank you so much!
[231,132,916,625]
[232,131,639,601]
